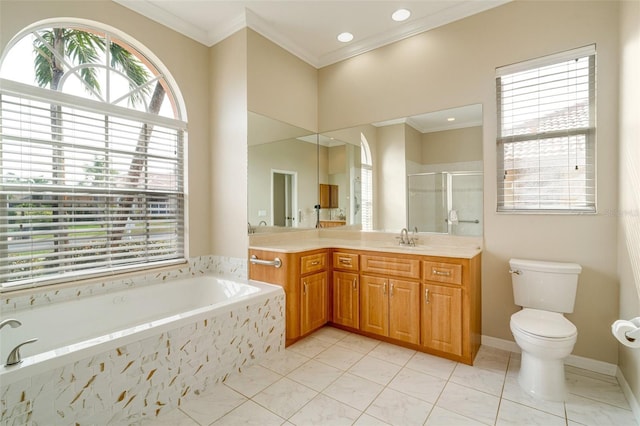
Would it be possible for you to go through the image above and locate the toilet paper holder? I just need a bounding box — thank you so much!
[612,316,640,345]
[624,322,640,341]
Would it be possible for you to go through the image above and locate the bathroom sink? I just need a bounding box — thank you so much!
[377,243,433,251]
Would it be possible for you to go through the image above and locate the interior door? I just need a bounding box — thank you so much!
[272,170,296,227]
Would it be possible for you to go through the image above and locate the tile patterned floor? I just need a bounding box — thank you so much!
[145,326,637,426]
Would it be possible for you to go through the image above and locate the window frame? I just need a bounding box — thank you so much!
[0,20,188,291]
[496,45,596,214]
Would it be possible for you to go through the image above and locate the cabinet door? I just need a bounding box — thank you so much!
[388,279,420,344]
[319,184,331,208]
[330,184,339,208]
[360,275,388,337]
[301,272,328,335]
[333,271,359,329]
[421,283,462,356]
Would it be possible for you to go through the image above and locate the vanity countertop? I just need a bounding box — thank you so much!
[249,235,482,259]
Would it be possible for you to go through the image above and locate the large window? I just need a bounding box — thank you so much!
[0,22,186,289]
[496,45,596,213]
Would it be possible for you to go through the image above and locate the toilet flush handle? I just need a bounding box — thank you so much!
[509,269,521,275]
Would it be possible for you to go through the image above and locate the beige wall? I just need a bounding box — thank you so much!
[209,30,248,258]
[376,124,407,231]
[247,30,318,132]
[422,127,483,166]
[618,0,640,403]
[0,0,212,258]
[318,0,621,363]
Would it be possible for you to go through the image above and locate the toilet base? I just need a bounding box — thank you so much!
[518,351,568,401]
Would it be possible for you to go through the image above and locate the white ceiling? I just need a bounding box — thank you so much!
[114,0,510,68]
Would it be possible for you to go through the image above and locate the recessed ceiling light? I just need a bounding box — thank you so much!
[392,9,411,22]
[447,117,456,122]
[337,32,354,43]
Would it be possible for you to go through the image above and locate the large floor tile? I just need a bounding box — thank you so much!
[260,349,310,376]
[366,387,433,426]
[450,363,506,396]
[334,333,381,354]
[212,400,284,426]
[252,377,318,419]
[501,376,566,418]
[289,393,361,426]
[222,364,282,398]
[436,382,500,425]
[405,351,457,380]
[311,326,351,344]
[565,393,637,426]
[287,359,344,392]
[566,370,631,409]
[348,354,403,385]
[425,406,486,426]
[315,344,365,370]
[322,372,384,411]
[387,367,447,404]
[368,341,416,366]
[496,399,566,426]
[287,336,333,358]
[178,384,247,425]
[473,346,511,374]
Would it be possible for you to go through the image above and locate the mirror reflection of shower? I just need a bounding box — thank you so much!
[407,171,482,236]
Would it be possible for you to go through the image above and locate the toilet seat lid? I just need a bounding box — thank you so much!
[511,308,577,338]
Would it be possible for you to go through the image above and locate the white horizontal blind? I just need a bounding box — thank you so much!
[496,46,596,212]
[0,84,185,287]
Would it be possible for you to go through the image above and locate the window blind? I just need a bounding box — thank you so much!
[496,45,596,212]
[0,81,186,288]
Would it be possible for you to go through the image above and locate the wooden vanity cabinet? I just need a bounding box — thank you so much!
[420,256,481,364]
[248,248,329,345]
[332,251,360,329]
[359,254,421,345]
[251,246,481,364]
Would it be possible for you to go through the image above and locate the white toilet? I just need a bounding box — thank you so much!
[509,258,582,401]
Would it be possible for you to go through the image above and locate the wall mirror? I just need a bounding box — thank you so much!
[247,105,483,236]
[247,112,317,232]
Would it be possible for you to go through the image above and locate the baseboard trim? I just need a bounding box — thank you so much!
[481,335,617,376]
[616,367,640,424]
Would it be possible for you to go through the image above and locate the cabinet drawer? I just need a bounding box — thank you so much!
[361,254,420,279]
[301,252,327,274]
[333,252,359,271]
[423,261,462,285]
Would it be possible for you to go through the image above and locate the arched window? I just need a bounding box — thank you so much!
[360,133,373,231]
[0,20,187,289]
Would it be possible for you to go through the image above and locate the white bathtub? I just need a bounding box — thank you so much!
[0,274,285,424]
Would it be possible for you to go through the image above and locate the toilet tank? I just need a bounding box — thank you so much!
[509,258,582,313]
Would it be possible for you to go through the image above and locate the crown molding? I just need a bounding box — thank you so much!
[113,0,211,45]
[115,0,511,69]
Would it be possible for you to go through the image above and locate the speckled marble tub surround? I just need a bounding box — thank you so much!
[0,256,285,425]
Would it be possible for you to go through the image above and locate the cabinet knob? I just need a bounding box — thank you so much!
[352,278,357,290]
[425,288,430,304]
[432,269,451,276]
[390,282,394,297]
[303,281,307,295]
[383,282,387,295]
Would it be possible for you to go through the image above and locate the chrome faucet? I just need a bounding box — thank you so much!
[0,319,22,330]
[247,222,254,234]
[399,228,415,246]
[258,220,267,226]
[6,338,38,366]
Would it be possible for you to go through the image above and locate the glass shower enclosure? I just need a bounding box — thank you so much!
[407,171,482,236]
